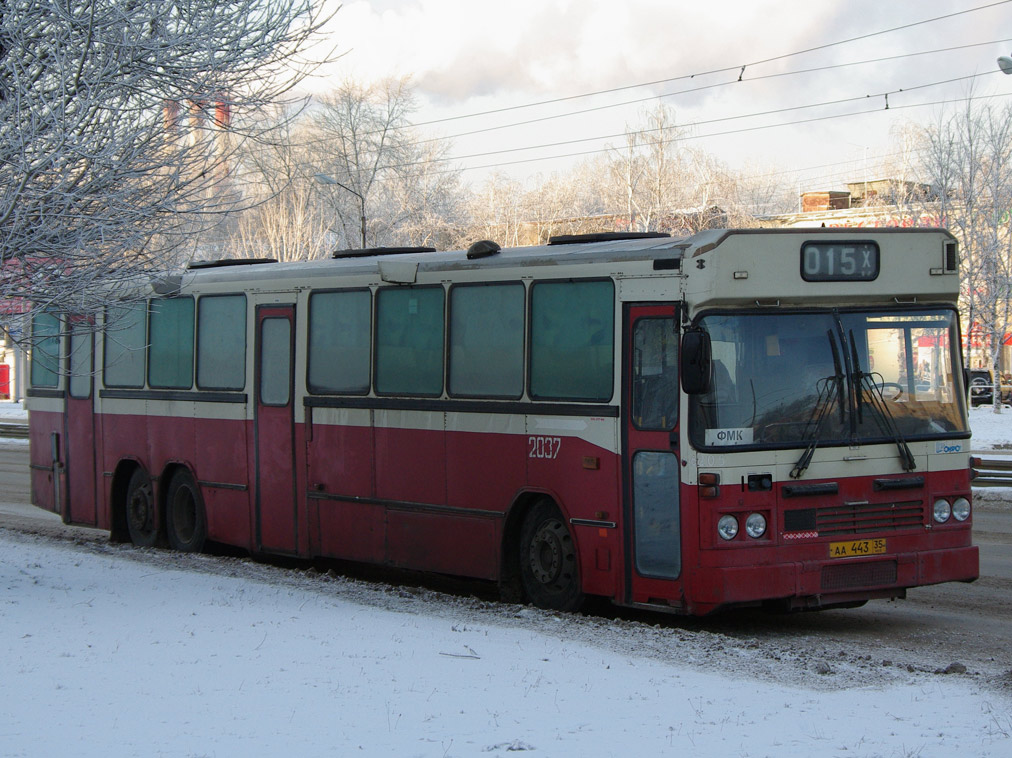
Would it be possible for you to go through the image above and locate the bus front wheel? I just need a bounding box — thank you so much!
[125,468,158,548]
[165,470,207,553]
[519,500,584,612]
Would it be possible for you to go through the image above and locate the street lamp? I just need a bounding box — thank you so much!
[998,55,1012,74]
[314,173,367,248]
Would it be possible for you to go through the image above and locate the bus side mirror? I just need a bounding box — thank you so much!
[681,330,711,395]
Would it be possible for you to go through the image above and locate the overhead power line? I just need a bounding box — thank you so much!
[402,0,1012,132]
[383,75,1006,173]
[411,39,1012,149]
[379,91,1012,181]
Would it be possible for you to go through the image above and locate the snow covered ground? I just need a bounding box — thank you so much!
[2,529,1010,758]
[968,404,1012,450]
[0,400,25,419]
[0,401,1010,757]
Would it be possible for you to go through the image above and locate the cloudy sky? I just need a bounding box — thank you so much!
[305,0,1012,192]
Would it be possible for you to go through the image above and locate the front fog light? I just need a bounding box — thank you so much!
[952,497,971,522]
[933,499,951,523]
[717,515,739,541]
[745,513,767,538]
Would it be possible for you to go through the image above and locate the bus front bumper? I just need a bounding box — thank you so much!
[686,545,979,614]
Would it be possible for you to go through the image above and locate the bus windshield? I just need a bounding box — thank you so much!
[690,308,968,451]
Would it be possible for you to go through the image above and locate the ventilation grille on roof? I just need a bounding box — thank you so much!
[548,232,670,245]
[187,258,277,269]
[332,246,436,259]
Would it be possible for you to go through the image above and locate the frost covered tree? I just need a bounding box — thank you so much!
[919,96,1012,412]
[602,106,688,233]
[226,109,332,263]
[309,78,422,250]
[0,0,332,328]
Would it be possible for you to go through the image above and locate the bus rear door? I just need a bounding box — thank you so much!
[623,304,684,609]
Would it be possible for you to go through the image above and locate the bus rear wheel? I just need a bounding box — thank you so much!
[125,468,158,547]
[519,500,584,612]
[166,470,207,553]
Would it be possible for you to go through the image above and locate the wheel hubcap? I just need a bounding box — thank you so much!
[128,485,153,533]
[529,519,566,585]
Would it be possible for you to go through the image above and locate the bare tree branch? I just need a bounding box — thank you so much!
[0,0,336,334]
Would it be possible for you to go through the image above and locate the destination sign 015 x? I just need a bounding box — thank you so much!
[801,241,880,282]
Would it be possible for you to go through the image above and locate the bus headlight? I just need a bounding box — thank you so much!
[951,497,971,522]
[717,515,739,541]
[745,513,767,539]
[933,499,951,523]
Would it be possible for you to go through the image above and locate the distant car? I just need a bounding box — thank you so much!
[967,368,1012,406]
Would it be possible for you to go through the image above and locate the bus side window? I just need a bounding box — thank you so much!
[375,286,444,396]
[196,295,246,391]
[449,283,524,399]
[530,280,614,402]
[148,297,195,390]
[307,290,371,394]
[30,311,61,388]
[103,302,147,389]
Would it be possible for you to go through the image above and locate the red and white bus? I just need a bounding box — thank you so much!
[26,228,978,614]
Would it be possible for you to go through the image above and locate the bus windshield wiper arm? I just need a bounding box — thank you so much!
[791,332,846,479]
[849,331,864,428]
[857,372,917,471]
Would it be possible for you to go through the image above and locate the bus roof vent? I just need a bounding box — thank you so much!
[548,232,670,245]
[332,246,436,259]
[466,240,501,259]
[187,257,277,269]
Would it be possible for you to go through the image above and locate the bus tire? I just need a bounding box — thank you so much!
[519,499,584,612]
[165,470,207,553]
[125,468,159,548]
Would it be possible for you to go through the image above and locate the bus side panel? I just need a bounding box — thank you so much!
[526,435,622,599]
[312,498,385,563]
[445,426,526,513]
[192,415,251,550]
[387,510,500,580]
[147,407,196,489]
[306,414,382,561]
[374,414,446,505]
[99,410,149,493]
[306,411,375,499]
[28,409,63,514]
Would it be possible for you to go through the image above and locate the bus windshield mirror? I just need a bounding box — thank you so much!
[680,329,711,395]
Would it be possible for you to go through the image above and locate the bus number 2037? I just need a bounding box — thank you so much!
[528,436,562,459]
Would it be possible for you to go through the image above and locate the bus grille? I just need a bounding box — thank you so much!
[822,560,897,590]
[814,500,923,535]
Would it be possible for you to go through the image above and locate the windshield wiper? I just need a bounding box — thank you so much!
[848,331,917,472]
[790,331,846,479]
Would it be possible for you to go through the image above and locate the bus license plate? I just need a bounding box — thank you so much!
[829,539,886,558]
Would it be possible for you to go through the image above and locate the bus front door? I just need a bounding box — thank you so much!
[65,323,97,525]
[623,305,684,607]
[254,305,298,554]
